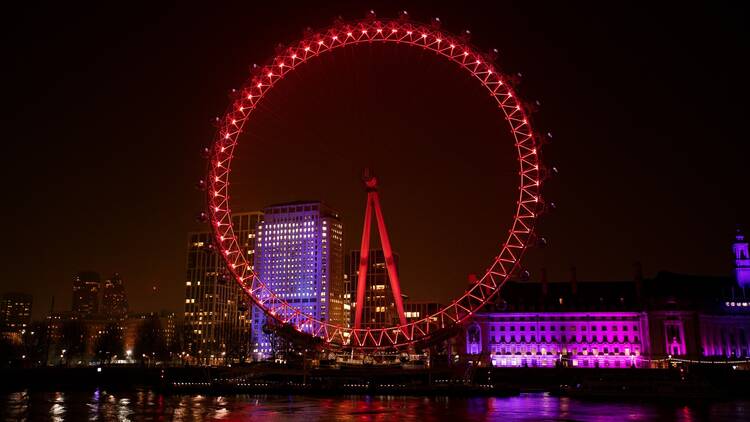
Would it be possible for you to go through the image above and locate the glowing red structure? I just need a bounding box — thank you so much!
[354,170,407,331]
[206,14,542,350]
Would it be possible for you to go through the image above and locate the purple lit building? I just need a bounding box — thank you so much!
[252,201,345,359]
[733,229,750,289]
[463,232,750,367]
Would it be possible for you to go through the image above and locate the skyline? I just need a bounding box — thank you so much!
[2,2,748,319]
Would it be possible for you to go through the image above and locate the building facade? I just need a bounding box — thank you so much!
[253,201,344,358]
[346,249,400,329]
[184,211,262,364]
[102,273,129,319]
[0,293,33,339]
[464,233,750,367]
[72,271,101,317]
[404,300,443,323]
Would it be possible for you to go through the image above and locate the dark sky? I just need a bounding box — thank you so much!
[2,2,747,319]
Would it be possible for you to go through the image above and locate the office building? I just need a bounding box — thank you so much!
[346,249,400,329]
[184,211,262,363]
[72,271,101,317]
[102,273,129,319]
[253,201,344,358]
[0,292,33,334]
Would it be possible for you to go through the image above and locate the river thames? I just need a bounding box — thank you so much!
[2,390,750,421]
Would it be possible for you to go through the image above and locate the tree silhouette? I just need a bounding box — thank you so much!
[134,315,166,364]
[95,323,123,364]
[60,319,86,365]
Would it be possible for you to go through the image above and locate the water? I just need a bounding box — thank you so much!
[2,390,750,421]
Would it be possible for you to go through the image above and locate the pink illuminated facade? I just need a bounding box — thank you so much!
[465,234,750,367]
[470,312,648,368]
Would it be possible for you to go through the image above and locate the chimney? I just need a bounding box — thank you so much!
[570,266,578,295]
[541,267,549,296]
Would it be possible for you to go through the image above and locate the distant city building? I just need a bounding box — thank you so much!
[0,292,33,334]
[72,271,101,317]
[346,249,400,329]
[253,201,344,358]
[403,300,442,323]
[45,311,72,346]
[184,211,262,364]
[102,273,129,319]
[122,311,176,354]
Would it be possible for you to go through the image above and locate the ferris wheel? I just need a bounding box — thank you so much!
[205,12,544,350]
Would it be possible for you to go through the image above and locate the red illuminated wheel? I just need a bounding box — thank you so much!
[207,16,542,349]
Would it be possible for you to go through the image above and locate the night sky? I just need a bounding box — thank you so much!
[2,2,747,319]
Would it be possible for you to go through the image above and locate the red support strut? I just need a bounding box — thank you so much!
[353,171,408,332]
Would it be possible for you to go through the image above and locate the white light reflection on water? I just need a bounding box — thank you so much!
[1,390,749,421]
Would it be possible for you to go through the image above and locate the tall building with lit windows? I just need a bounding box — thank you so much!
[252,201,344,359]
[0,292,33,335]
[102,273,128,319]
[346,249,400,329]
[72,271,101,317]
[184,211,263,364]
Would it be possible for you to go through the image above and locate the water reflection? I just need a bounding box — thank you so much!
[2,391,749,421]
